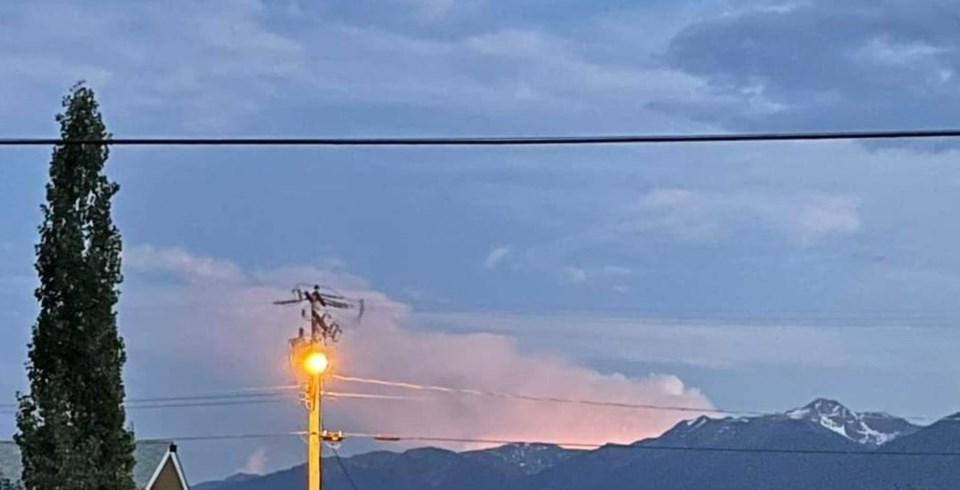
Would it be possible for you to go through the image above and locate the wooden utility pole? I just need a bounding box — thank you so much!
[278,285,353,490]
[307,361,323,490]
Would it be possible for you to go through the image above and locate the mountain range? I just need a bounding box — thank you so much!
[196,399,960,490]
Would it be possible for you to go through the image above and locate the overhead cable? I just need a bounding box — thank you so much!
[5,129,960,147]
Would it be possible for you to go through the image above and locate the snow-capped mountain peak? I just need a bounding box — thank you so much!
[786,398,854,420]
[782,399,917,446]
[464,443,575,475]
[660,399,920,449]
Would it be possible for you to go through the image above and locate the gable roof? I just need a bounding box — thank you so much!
[143,446,189,490]
[0,440,184,489]
[134,441,178,488]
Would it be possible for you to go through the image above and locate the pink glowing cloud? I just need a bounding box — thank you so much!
[121,244,714,454]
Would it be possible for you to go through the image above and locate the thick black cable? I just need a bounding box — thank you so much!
[5,129,960,146]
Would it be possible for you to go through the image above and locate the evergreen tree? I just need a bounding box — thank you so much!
[15,83,135,490]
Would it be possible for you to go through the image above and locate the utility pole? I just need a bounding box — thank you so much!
[290,331,328,490]
[277,286,355,490]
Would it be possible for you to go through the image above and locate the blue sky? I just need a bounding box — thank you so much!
[5,0,960,482]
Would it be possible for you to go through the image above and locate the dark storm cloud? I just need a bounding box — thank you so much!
[656,0,960,133]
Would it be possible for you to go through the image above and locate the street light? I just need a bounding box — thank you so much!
[304,350,329,376]
[289,343,332,490]
[279,302,346,490]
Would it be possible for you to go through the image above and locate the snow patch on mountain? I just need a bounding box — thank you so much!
[665,399,920,448]
[783,398,918,446]
[465,443,575,475]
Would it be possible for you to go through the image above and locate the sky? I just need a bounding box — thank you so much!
[4,0,960,482]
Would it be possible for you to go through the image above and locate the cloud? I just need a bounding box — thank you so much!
[388,0,455,18]
[125,244,245,283]
[655,0,960,140]
[612,188,728,243]
[0,1,709,135]
[344,319,711,446]
[598,188,861,245]
[118,245,714,476]
[0,0,305,131]
[563,266,632,283]
[240,448,268,475]
[563,267,588,283]
[303,24,691,122]
[483,245,512,269]
[414,311,958,372]
[401,287,448,305]
[791,196,860,242]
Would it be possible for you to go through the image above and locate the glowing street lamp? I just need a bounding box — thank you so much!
[287,334,334,490]
[276,284,358,490]
[304,350,329,376]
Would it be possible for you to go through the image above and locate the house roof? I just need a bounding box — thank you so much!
[0,443,19,483]
[0,440,177,489]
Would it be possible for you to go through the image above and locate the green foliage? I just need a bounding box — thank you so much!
[15,83,135,490]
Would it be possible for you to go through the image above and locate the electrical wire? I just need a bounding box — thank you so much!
[108,399,293,412]
[125,430,960,457]
[138,432,305,442]
[415,309,960,329]
[0,384,300,408]
[0,389,426,413]
[332,374,944,423]
[0,376,948,427]
[344,432,960,457]
[0,431,932,460]
[331,446,362,490]
[5,129,960,147]
[0,375,947,424]
[135,429,960,457]
[333,374,737,414]
[123,390,295,405]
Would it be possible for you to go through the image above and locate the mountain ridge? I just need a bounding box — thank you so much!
[196,399,955,490]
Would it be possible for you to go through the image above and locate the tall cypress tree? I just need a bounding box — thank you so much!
[15,84,135,490]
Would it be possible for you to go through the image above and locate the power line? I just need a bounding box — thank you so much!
[0,384,300,409]
[0,390,293,410]
[122,390,295,405]
[139,432,305,442]
[0,389,425,413]
[331,446,361,490]
[0,375,947,425]
[345,433,960,457]
[0,400,288,416]
[333,374,737,415]
[121,390,418,406]
[332,374,943,423]
[4,128,960,147]
[0,374,947,424]
[120,399,291,411]
[128,430,960,457]
[416,310,960,329]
